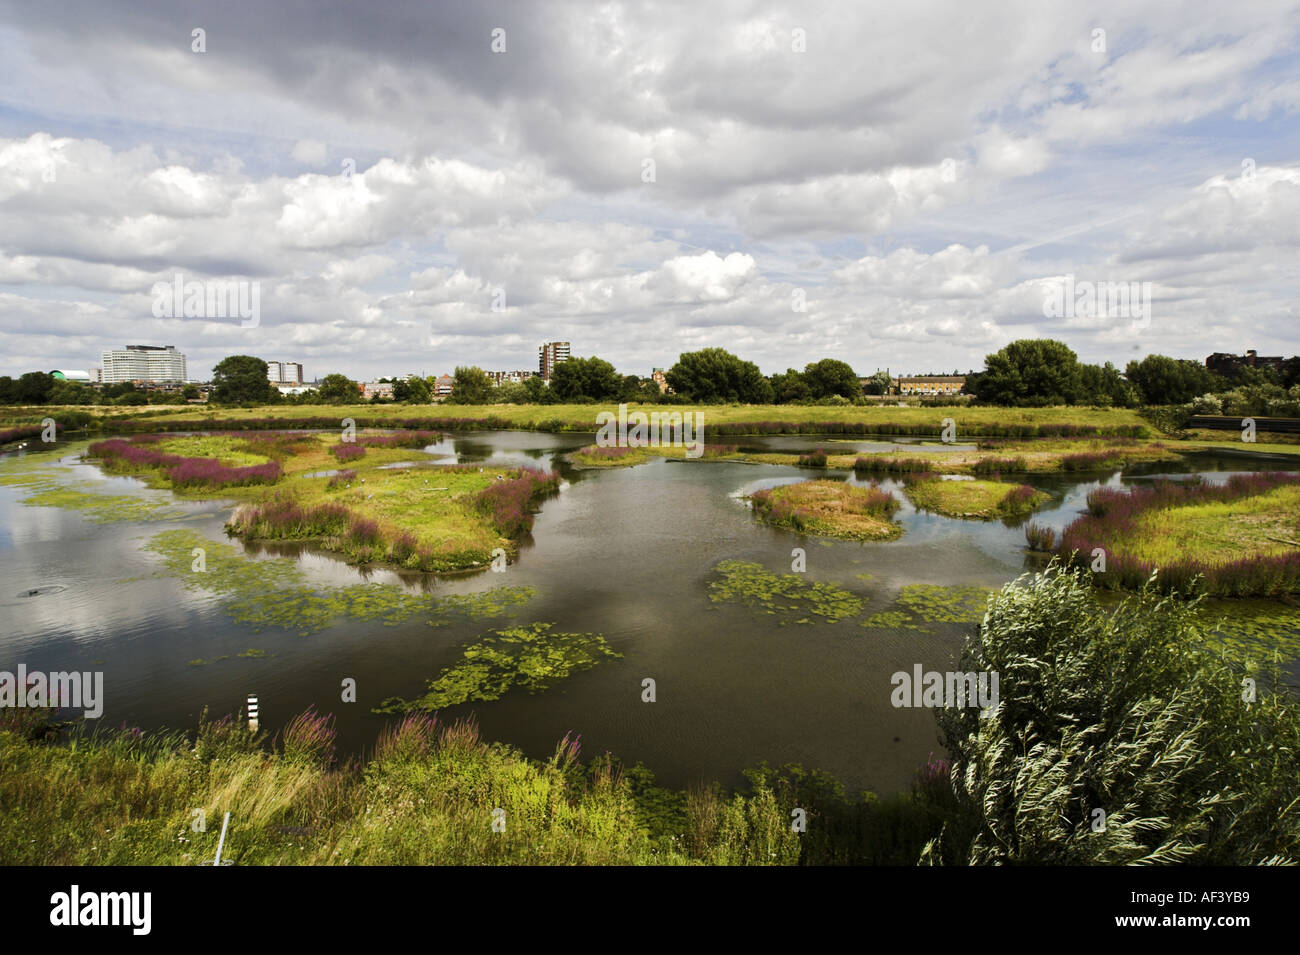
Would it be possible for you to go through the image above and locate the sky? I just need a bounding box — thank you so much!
[0,0,1297,383]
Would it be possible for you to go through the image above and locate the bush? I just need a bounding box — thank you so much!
[927,563,1300,864]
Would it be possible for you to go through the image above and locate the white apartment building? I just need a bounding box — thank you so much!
[100,345,187,384]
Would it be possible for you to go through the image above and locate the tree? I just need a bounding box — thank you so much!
[14,371,55,404]
[392,376,430,403]
[211,356,275,405]
[802,358,860,400]
[770,368,810,403]
[863,370,892,396]
[495,381,529,403]
[666,348,773,404]
[316,373,361,404]
[446,366,494,404]
[1124,354,1218,405]
[1077,362,1137,407]
[522,375,551,403]
[549,356,622,402]
[48,380,94,405]
[969,339,1082,406]
[181,384,200,400]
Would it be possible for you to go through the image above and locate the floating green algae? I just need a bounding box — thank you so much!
[22,485,186,523]
[0,449,185,523]
[896,584,993,624]
[146,529,535,636]
[373,622,621,712]
[861,584,994,633]
[861,610,925,631]
[707,559,865,625]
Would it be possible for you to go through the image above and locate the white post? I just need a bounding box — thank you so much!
[213,811,231,866]
[247,694,259,732]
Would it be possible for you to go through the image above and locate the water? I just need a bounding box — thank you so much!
[2,431,1297,795]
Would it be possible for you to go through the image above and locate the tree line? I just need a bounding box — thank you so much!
[4,341,1298,409]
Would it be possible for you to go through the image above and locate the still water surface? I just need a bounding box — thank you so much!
[2,430,1296,794]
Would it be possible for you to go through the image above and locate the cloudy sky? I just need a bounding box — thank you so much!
[0,0,1297,382]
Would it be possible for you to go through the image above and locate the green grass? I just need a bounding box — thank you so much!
[1121,485,1300,567]
[749,479,903,540]
[0,715,821,865]
[156,434,271,467]
[904,478,1050,520]
[20,401,1152,436]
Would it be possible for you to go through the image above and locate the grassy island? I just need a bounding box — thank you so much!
[83,431,558,572]
[749,479,902,541]
[903,476,1050,520]
[1060,472,1300,595]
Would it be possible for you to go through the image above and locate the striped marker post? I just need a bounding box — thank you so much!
[247,694,259,732]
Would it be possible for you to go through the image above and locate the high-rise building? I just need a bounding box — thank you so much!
[265,361,305,384]
[538,341,570,379]
[100,345,187,384]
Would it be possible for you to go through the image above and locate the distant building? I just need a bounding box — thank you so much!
[538,341,570,380]
[100,345,187,384]
[50,369,93,383]
[361,381,395,400]
[265,360,304,384]
[433,374,455,397]
[651,367,669,393]
[487,370,538,386]
[1206,349,1284,377]
[894,375,966,396]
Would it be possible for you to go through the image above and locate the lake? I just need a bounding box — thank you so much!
[2,430,1298,795]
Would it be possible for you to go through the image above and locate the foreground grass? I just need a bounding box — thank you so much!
[904,477,1049,520]
[0,713,949,866]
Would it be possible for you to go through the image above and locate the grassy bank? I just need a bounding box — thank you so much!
[749,479,902,540]
[0,710,949,866]
[1060,473,1300,595]
[903,476,1050,520]
[4,402,1155,439]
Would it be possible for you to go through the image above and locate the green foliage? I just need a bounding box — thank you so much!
[447,366,494,404]
[315,373,361,404]
[212,356,276,405]
[969,339,1083,406]
[802,358,860,399]
[1125,354,1220,405]
[928,562,1300,864]
[666,348,774,404]
[548,356,622,402]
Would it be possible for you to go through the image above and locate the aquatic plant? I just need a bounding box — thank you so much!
[708,559,866,624]
[473,468,560,538]
[1024,522,1057,551]
[374,623,621,711]
[797,448,829,468]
